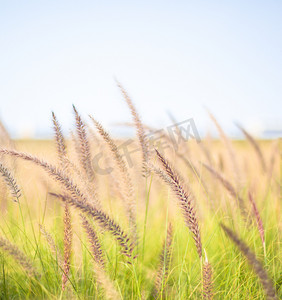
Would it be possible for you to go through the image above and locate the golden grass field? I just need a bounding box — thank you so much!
[0,95,281,299]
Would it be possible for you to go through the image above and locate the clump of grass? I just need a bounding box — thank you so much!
[0,103,280,299]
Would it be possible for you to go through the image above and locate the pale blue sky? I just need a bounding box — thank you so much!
[0,1,281,138]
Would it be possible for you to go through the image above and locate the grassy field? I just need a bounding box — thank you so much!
[0,101,281,299]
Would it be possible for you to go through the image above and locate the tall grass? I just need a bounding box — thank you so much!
[0,89,280,299]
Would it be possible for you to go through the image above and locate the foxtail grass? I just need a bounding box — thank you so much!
[0,149,89,205]
[268,139,279,179]
[152,223,173,299]
[154,149,202,258]
[248,191,265,256]
[221,224,278,300]
[176,153,210,200]
[0,149,134,259]
[81,216,121,299]
[236,123,266,172]
[72,105,96,183]
[81,216,105,268]
[50,193,134,260]
[0,236,38,277]
[61,202,72,291]
[52,112,69,170]
[203,250,213,300]
[203,163,248,221]
[0,119,15,149]
[39,224,63,267]
[0,162,21,202]
[52,112,73,290]
[90,115,137,242]
[208,111,240,185]
[116,80,150,176]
